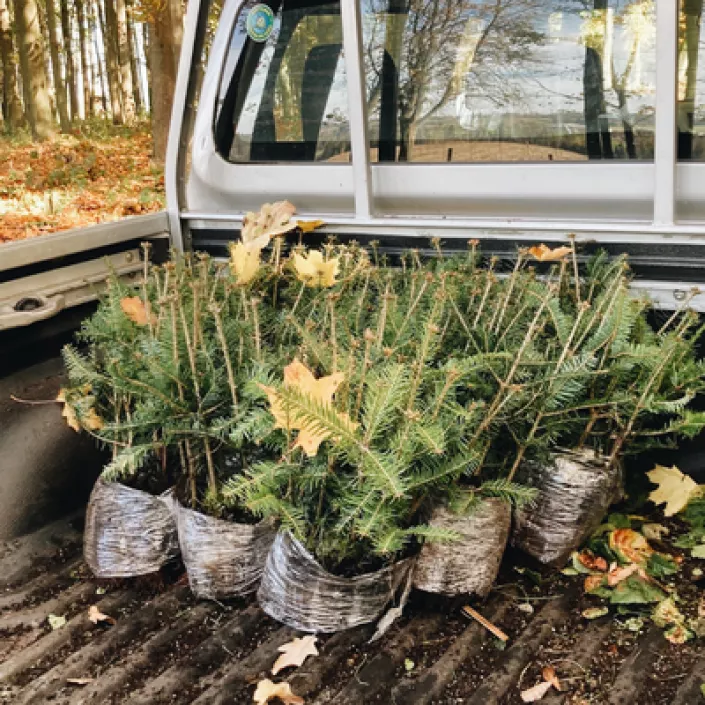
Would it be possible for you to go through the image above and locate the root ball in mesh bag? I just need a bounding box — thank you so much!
[257,531,414,633]
[413,499,511,597]
[512,449,622,565]
[84,478,179,578]
[176,502,276,600]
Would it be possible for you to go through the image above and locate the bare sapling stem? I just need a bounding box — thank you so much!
[251,297,262,363]
[141,242,155,338]
[211,303,238,411]
[473,259,497,327]
[328,295,338,371]
[569,235,581,304]
[354,331,375,419]
[491,253,524,335]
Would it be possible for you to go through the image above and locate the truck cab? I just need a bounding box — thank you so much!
[1,2,705,701]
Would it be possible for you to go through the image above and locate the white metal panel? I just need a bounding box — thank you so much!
[341,0,372,218]
[653,0,678,226]
[0,213,169,273]
[371,162,654,219]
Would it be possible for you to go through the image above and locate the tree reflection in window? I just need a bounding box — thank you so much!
[363,0,657,163]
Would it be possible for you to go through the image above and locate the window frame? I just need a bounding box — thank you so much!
[181,0,705,238]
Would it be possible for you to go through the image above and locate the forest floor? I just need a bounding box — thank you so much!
[0,121,164,244]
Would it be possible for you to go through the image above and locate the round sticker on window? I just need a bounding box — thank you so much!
[246,4,274,43]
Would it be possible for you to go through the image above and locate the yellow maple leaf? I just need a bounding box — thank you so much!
[259,359,357,457]
[229,241,261,286]
[271,635,318,675]
[296,219,325,234]
[57,389,104,433]
[83,408,105,431]
[120,296,154,326]
[242,201,297,251]
[57,389,81,432]
[293,250,340,288]
[526,244,573,262]
[647,465,702,517]
[253,679,304,705]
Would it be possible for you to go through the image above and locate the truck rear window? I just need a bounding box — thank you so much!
[216,1,657,165]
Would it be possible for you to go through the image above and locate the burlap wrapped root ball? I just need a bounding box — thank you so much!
[176,502,276,600]
[512,449,623,565]
[84,478,179,578]
[413,499,511,597]
[257,531,413,633]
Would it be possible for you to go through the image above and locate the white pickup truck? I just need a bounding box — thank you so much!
[1,2,704,702]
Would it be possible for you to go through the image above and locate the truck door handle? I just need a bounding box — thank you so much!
[0,294,66,331]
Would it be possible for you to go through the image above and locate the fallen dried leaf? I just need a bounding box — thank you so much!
[293,250,340,288]
[253,679,304,705]
[584,574,606,593]
[647,465,702,517]
[520,681,553,702]
[47,613,66,630]
[542,666,561,691]
[296,219,325,233]
[56,390,81,432]
[526,244,573,262]
[582,607,609,620]
[271,635,318,675]
[88,605,116,625]
[664,623,693,644]
[607,563,639,587]
[642,523,670,541]
[259,360,357,458]
[120,296,154,326]
[609,529,654,566]
[577,551,608,572]
[66,678,94,686]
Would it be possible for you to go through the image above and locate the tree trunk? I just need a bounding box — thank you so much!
[148,0,182,162]
[0,0,22,130]
[91,8,108,115]
[14,0,55,139]
[678,0,703,159]
[126,0,141,114]
[583,0,613,159]
[75,0,91,118]
[115,0,135,123]
[58,0,77,120]
[44,0,69,131]
[102,0,123,123]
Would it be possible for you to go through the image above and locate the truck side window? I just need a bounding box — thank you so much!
[215,0,351,163]
[362,1,657,163]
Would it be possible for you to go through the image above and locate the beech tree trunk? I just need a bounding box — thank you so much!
[44,0,69,131]
[59,0,78,120]
[91,10,108,115]
[102,0,123,123]
[115,0,134,123]
[149,0,182,162]
[0,0,22,130]
[14,0,54,139]
[75,0,91,119]
[126,0,141,114]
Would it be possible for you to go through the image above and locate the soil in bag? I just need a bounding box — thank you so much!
[413,499,511,597]
[83,477,179,578]
[258,531,413,633]
[512,448,622,565]
[176,501,276,600]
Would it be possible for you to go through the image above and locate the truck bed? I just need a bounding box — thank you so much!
[1,515,703,705]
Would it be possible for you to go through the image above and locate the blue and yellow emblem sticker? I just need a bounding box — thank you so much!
[246,4,275,43]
